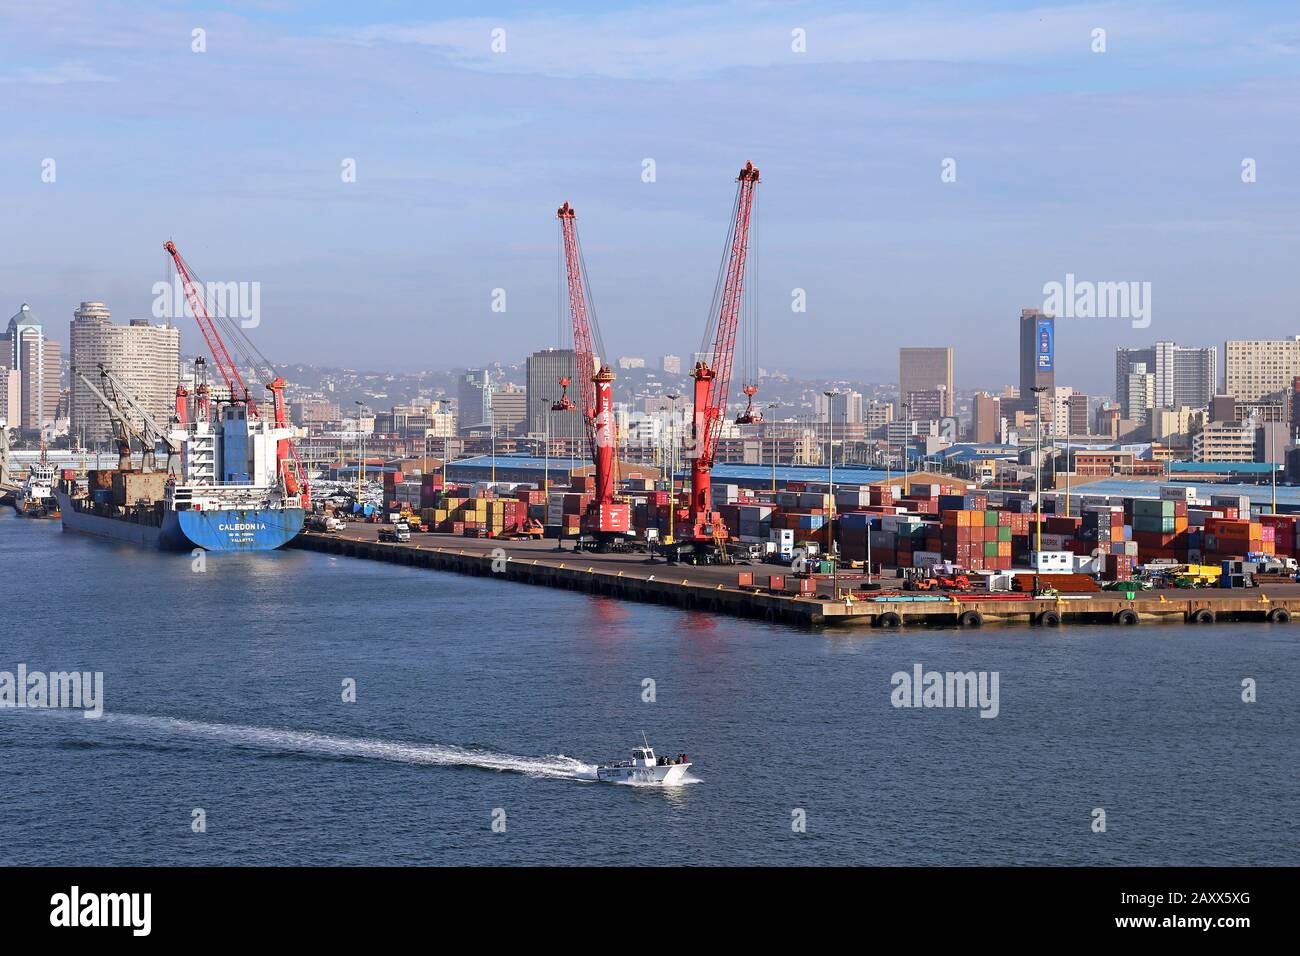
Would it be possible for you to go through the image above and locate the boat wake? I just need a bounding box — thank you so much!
[60,712,599,780]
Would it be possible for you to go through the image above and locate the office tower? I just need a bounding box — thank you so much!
[616,356,646,370]
[1224,337,1300,402]
[1066,392,1089,436]
[6,304,63,433]
[864,400,894,438]
[898,347,954,417]
[904,389,944,423]
[0,366,19,427]
[457,369,491,434]
[490,382,527,434]
[525,348,586,440]
[971,392,1001,443]
[1018,309,1054,403]
[661,354,682,375]
[69,301,181,445]
[1210,394,1237,422]
[1116,342,1216,410]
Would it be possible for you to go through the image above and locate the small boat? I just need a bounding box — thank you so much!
[14,461,59,518]
[596,737,693,785]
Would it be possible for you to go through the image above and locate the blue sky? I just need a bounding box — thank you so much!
[2,0,1298,393]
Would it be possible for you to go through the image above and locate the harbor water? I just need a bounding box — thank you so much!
[1,509,1295,866]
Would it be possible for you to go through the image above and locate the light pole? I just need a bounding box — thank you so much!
[489,403,497,485]
[536,398,551,494]
[354,400,366,504]
[824,389,839,596]
[665,393,679,546]
[1030,385,1048,560]
[1270,421,1278,514]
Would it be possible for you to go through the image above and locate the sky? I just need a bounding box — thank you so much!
[2,0,1299,394]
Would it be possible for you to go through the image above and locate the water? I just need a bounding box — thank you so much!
[1,510,1296,866]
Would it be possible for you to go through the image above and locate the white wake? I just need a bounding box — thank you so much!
[84,712,598,780]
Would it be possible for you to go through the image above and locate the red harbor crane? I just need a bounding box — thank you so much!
[686,160,762,546]
[163,240,310,507]
[554,202,629,548]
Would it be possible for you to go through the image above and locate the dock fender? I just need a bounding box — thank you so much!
[1189,608,1215,624]
[875,611,902,629]
[956,610,983,629]
[1114,609,1139,625]
[1037,609,1062,627]
[1267,607,1291,623]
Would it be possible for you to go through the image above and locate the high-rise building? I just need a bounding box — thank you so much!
[817,389,863,424]
[525,348,586,440]
[1224,337,1300,402]
[1066,392,1090,436]
[904,389,944,423]
[290,398,341,426]
[1115,343,1216,410]
[0,366,20,428]
[6,304,63,433]
[661,354,682,375]
[1122,362,1156,424]
[616,356,646,370]
[490,382,527,434]
[864,400,893,438]
[69,302,181,446]
[898,347,953,417]
[970,391,1001,443]
[1018,309,1054,406]
[457,369,491,434]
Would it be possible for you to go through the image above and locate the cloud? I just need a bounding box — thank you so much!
[340,1,1230,81]
[1,60,115,85]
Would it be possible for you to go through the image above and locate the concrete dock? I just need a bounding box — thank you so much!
[291,526,1300,629]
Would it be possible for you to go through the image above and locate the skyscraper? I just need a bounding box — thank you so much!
[970,391,1001,443]
[69,301,181,446]
[457,369,491,434]
[1115,342,1216,410]
[1224,337,1300,402]
[6,304,62,433]
[525,348,586,440]
[1018,309,1054,403]
[898,347,954,417]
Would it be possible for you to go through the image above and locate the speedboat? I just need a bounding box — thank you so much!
[596,744,692,785]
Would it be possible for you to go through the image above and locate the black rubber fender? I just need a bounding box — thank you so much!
[1189,608,1215,624]
[957,610,984,629]
[876,611,902,629]
[1267,607,1291,623]
[1037,609,1062,627]
[1114,609,1139,625]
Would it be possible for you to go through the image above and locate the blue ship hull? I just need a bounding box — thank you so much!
[56,491,303,552]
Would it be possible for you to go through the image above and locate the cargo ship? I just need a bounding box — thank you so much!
[56,402,305,552]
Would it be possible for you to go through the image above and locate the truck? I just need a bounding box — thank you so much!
[378,525,410,543]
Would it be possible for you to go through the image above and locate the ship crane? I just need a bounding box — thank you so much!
[554,201,630,549]
[163,240,309,506]
[75,369,150,472]
[685,160,762,547]
[97,365,183,477]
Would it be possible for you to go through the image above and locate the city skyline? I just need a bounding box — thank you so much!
[3,1,1299,393]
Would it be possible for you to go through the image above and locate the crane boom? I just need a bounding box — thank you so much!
[688,160,761,541]
[76,369,150,471]
[163,240,253,411]
[555,202,628,543]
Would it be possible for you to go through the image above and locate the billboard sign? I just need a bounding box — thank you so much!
[1036,318,1054,371]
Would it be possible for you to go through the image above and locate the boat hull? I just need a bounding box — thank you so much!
[55,490,302,552]
[595,762,692,785]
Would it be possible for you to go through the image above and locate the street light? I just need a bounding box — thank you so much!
[665,393,679,547]
[900,401,911,494]
[824,389,839,597]
[354,400,367,504]
[1030,385,1048,561]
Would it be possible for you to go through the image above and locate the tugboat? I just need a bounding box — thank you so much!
[596,737,693,785]
[14,458,59,519]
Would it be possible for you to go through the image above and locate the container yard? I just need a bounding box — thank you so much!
[298,461,1300,629]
